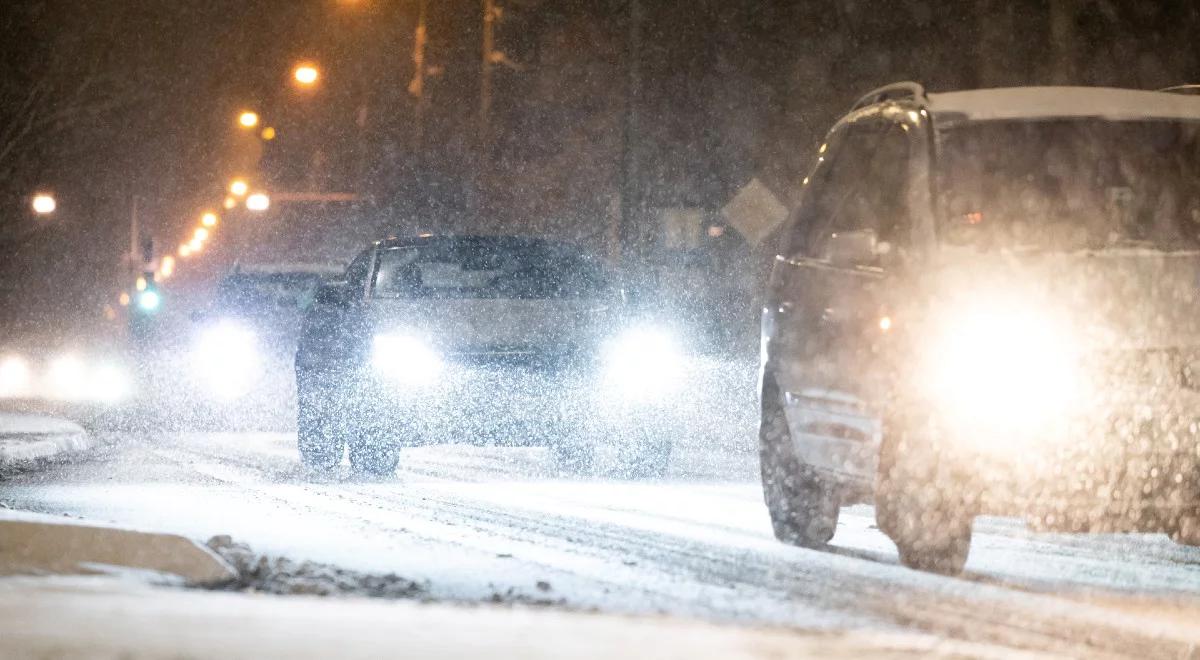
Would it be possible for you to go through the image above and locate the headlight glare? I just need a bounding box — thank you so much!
[603,327,685,396]
[372,334,444,385]
[191,321,261,399]
[921,305,1081,433]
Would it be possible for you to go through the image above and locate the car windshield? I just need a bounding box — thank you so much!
[216,272,326,312]
[938,119,1200,251]
[372,240,610,300]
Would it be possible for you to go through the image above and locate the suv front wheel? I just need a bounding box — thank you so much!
[876,417,973,575]
[759,379,839,548]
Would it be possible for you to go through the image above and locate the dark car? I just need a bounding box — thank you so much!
[294,235,685,476]
[760,83,1200,574]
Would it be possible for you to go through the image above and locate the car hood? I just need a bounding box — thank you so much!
[367,298,617,354]
[923,249,1200,351]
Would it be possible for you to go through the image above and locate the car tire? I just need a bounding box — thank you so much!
[1168,512,1200,546]
[759,378,839,548]
[296,371,346,471]
[348,437,400,476]
[876,416,973,575]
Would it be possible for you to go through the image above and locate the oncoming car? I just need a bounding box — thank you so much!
[294,235,683,476]
[760,83,1200,574]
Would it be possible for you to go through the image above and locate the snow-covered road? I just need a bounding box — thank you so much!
[4,430,1200,658]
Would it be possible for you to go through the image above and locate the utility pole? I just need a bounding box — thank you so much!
[480,0,497,150]
[618,0,644,269]
[408,0,428,150]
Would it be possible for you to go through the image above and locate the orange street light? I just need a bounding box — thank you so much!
[238,111,259,128]
[193,227,209,242]
[260,126,277,140]
[31,193,56,215]
[201,212,218,227]
[160,255,176,278]
[246,192,270,212]
[223,196,237,210]
[179,244,192,257]
[293,63,319,87]
[188,237,203,252]
[229,179,249,197]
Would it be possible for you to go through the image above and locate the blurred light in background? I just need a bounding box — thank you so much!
[193,227,209,242]
[229,179,249,197]
[135,276,147,291]
[238,111,259,128]
[0,356,31,398]
[261,126,277,140]
[201,212,219,227]
[246,193,270,212]
[160,255,176,278]
[293,63,319,86]
[137,289,161,312]
[179,244,192,257]
[31,193,56,215]
[118,292,131,306]
[223,196,237,210]
[188,237,203,252]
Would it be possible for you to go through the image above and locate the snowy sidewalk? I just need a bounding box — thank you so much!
[0,411,91,467]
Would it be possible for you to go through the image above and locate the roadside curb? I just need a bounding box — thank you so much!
[0,413,92,467]
[0,511,236,586]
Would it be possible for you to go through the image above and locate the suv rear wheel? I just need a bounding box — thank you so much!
[759,379,839,548]
[296,372,346,471]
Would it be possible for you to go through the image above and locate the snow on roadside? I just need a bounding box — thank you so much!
[204,535,427,599]
[0,412,91,465]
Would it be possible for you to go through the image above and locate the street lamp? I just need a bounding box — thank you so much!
[229,179,249,197]
[179,244,192,258]
[201,212,219,228]
[246,192,270,212]
[238,111,260,129]
[293,63,319,87]
[31,193,56,215]
[193,227,209,242]
[223,196,237,210]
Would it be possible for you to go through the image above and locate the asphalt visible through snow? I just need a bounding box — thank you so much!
[4,429,1200,658]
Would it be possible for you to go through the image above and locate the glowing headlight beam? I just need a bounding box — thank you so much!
[920,304,1081,435]
[603,327,685,397]
[371,334,444,386]
[191,321,261,400]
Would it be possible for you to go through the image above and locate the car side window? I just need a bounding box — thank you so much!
[795,122,911,261]
[344,248,374,291]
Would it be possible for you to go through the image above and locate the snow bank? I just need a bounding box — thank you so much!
[0,412,91,465]
[0,575,1023,659]
[0,511,234,586]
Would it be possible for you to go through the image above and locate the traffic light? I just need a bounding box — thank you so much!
[133,271,161,313]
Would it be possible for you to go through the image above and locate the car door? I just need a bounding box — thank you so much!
[769,117,913,485]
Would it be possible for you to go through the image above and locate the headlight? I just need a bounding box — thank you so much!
[919,304,1081,433]
[603,327,686,397]
[46,354,131,402]
[192,321,261,399]
[372,334,444,385]
[0,355,32,398]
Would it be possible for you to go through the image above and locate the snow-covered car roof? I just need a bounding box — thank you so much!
[926,87,1200,123]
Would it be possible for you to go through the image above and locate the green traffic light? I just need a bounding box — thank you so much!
[137,289,161,312]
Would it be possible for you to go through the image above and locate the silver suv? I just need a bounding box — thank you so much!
[760,83,1200,574]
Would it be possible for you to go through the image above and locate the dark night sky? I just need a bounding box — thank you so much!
[2,0,1199,333]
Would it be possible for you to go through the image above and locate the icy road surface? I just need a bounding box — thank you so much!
[4,430,1200,658]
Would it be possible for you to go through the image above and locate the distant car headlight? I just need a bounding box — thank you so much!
[0,355,32,398]
[919,303,1082,435]
[602,327,686,397]
[372,334,444,386]
[191,321,261,399]
[45,354,131,403]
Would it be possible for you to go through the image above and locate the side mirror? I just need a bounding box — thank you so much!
[824,229,888,268]
[314,283,359,308]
